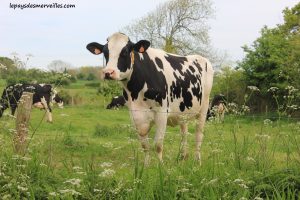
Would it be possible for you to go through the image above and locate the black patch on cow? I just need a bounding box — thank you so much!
[127,53,168,106]
[169,63,202,112]
[116,41,134,72]
[155,57,164,69]
[205,62,208,72]
[106,95,126,109]
[179,102,185,112]
[102,44,109,65]
[189,65,195,73]
[122,89,128,101]
[165,54,187,75]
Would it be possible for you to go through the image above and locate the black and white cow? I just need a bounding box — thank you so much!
[0,84,63,122]
[106,95,126,109]
[207,94,227,122]
[87,33,214,163]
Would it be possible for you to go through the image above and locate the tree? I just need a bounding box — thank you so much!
[239,2,300,92]
[123,0,214,56]
[47,60,72,73]
[239,3,300,113]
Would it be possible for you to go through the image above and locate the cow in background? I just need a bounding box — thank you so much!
[207,94,227,122]
[0,84,63,122]
[87,32,214,164]
[106,95,126,109]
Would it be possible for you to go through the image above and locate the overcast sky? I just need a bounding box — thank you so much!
[0,0,298,69]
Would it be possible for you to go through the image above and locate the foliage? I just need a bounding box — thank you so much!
[239,3,300,108]
[97,80,122,97]
[4,68,73,86]
[212,66,247,104]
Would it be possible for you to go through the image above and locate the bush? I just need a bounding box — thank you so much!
[97,80,122,97]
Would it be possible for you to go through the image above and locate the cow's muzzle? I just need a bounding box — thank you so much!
[104,71,115,80]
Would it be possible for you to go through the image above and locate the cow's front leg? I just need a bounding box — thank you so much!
[40,97,52,123]
[130,110,151,165]
[180,123,189,160]
[154,112,167,162]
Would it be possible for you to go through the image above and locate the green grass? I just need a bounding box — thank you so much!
[0,80,300,199]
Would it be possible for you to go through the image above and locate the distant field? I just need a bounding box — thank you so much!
[0,80,299,199]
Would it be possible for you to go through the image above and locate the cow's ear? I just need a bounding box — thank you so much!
[133,40,150,53]
[86,42,104,55]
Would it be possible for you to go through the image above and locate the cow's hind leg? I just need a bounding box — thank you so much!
[195,98,210,164]
[41,97,52,123]
[11,105,17,116]
[179,123,189,160]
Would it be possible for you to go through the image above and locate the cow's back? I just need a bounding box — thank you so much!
[145,48,213,116]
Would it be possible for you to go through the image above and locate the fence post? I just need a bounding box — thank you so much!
[14,92,33,154]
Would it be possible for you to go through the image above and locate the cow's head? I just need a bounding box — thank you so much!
[86,32,150,81]
[51,89,64,108]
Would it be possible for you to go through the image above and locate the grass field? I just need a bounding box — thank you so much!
[0,80,299,199]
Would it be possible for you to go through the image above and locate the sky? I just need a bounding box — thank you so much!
[0,0,299,69]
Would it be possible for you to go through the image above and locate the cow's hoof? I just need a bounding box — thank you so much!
[179,152,189,160]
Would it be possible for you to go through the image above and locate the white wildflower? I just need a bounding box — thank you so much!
[94,188,102,192]
[40,163,48,167]
[246,156,255,162]
[263,119,273,125]
[0,63,7,70]
[177,188,189,193]
[255,134,270,140]
[64,178,81,187]
[207,178,218,185]
[99,169,115,178]
[2,194,11,200]
[247,86,260,92]
[76,171,87,175]
[102,142,113,148]
[49,192,58,196]
[239,183,249,189]
[100,162,113,168]
[233,179,244,183]
[59,189,81,196]
[72,166,82,171]
[268,87,279,93]
[254,197,264,200]
[211,149,222,154]
[17,185,28,191]
[133,178,142,185]
[21,156,32,161]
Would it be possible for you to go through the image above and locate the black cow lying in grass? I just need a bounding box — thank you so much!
[207,94,227,122]
[0,84,63,122]
[106,95,126,109]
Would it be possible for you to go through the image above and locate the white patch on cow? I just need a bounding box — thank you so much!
[33,102,44,109]
[139,53,144,60]
[39,83,46,87]
[104,33,130,80]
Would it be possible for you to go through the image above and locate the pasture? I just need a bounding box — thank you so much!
[0,80,299,199]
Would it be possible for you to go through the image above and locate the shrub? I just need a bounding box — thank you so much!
[97,80,122,97]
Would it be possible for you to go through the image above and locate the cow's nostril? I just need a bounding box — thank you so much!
[105,72,111,79]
